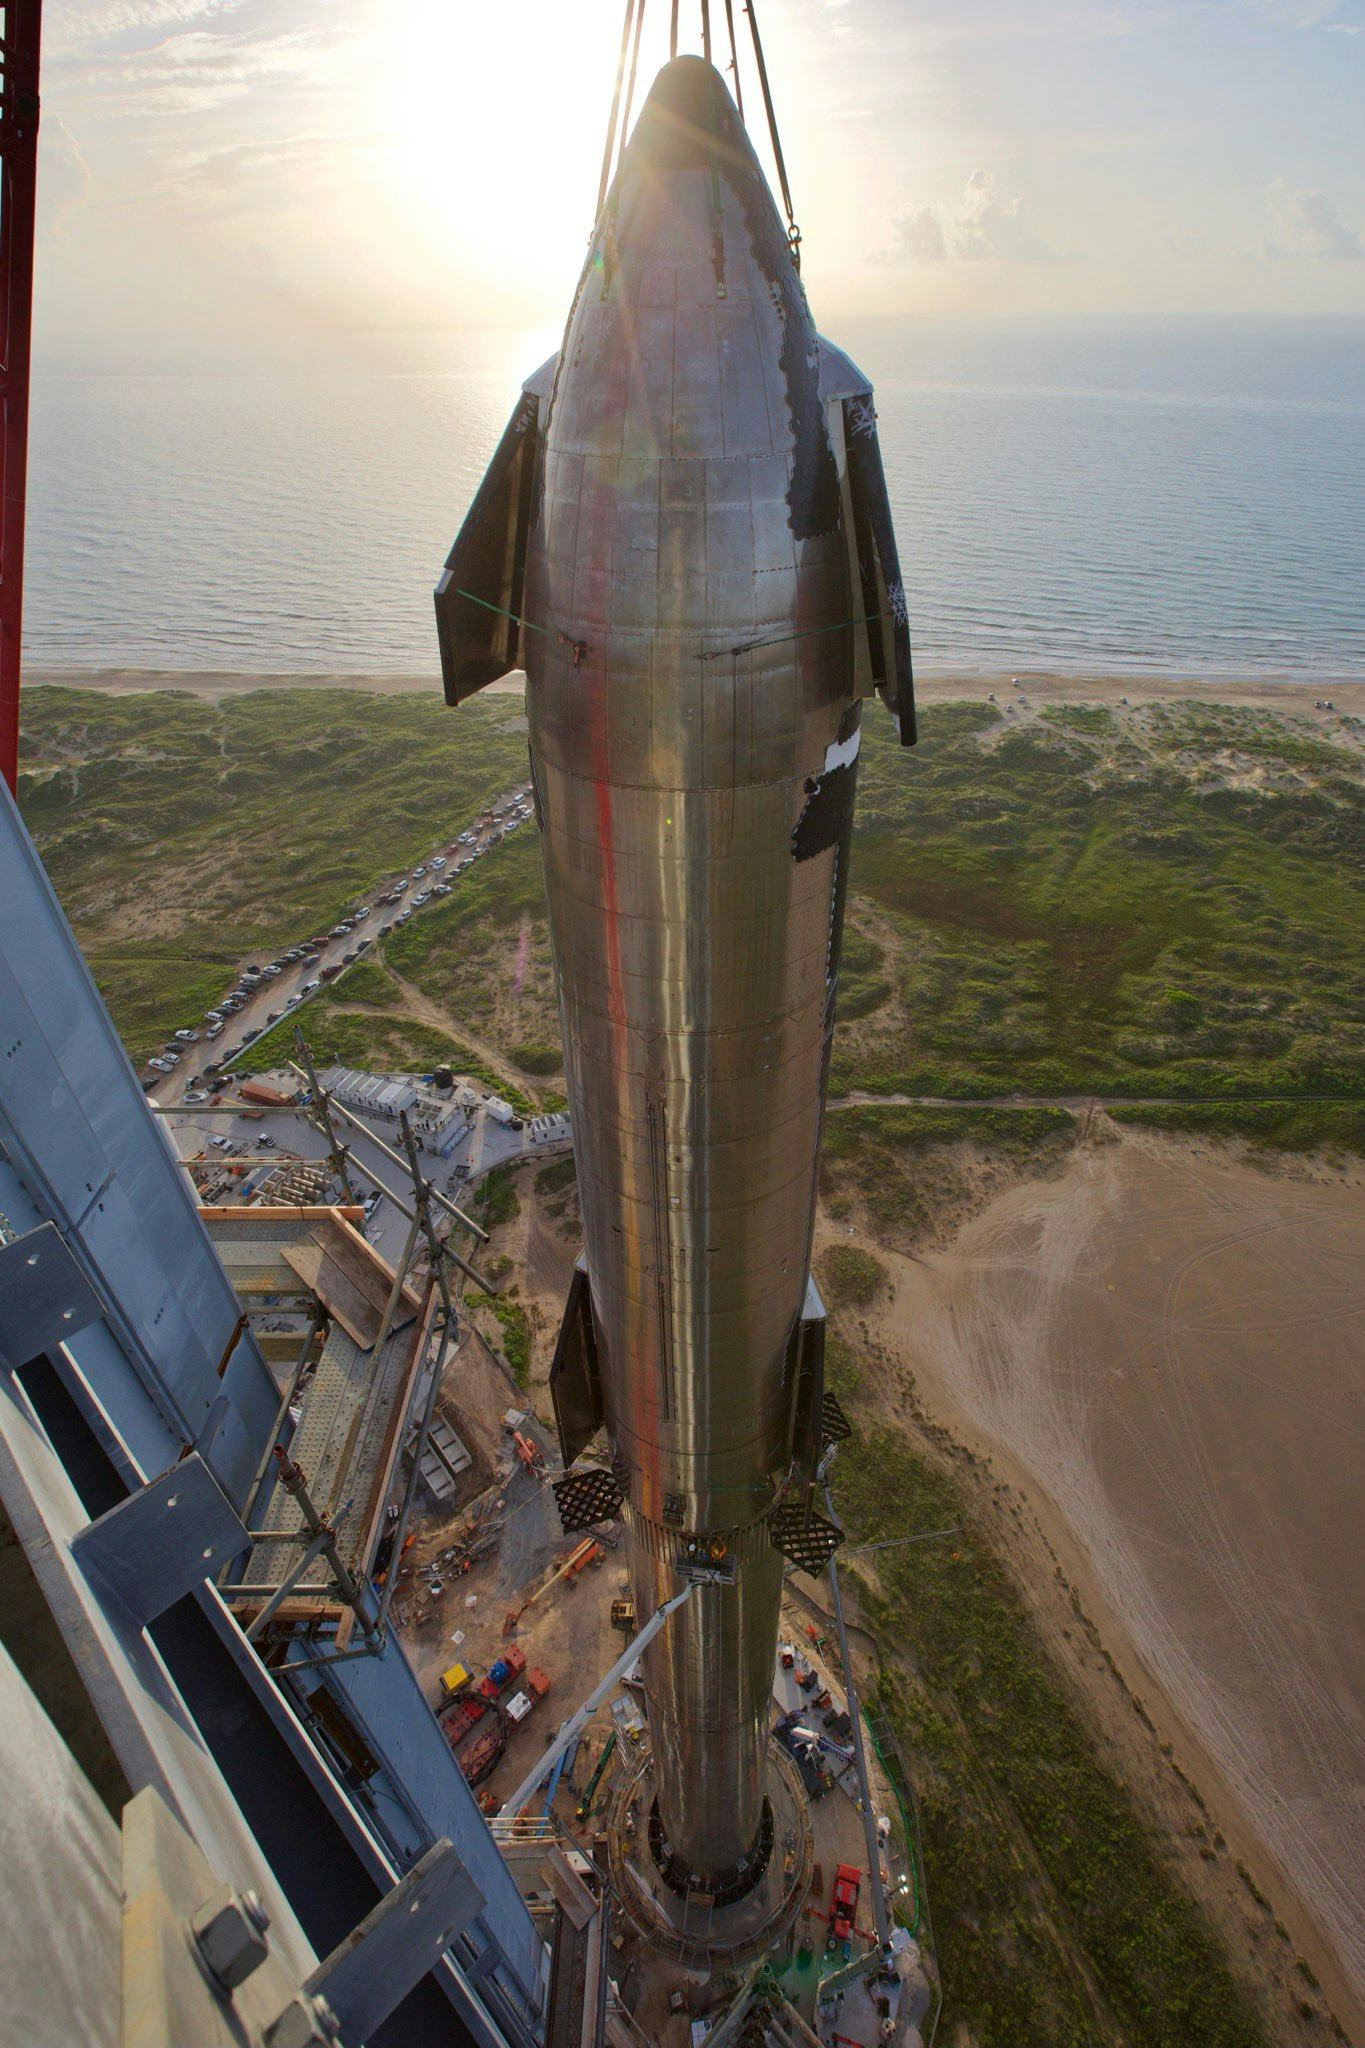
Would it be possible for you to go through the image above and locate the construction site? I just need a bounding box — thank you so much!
[383,1333,933,2046]
[164,1039,936,2045]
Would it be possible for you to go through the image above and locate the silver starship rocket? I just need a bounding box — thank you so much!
[436,53,912,1898]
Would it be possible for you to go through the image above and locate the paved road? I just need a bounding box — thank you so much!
[146,780,534,1102]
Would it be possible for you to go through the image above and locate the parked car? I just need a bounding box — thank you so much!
[301,978,321,994]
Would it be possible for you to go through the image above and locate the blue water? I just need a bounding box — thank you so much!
[25,320,1365,681]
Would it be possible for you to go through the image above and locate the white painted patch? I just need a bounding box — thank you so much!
[822,728,862,775]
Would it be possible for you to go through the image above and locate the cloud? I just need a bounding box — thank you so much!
[55,22,342,116]
[1236,0,1354,23]
[1165,229,1214,260]
[891,204,948,262]
[954,167,1059,261]
[38,117,93,234]
[1265,179,1364,260]
[887,170,1059,264]
[46,0,249,55]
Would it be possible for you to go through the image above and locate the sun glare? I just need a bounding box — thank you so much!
[385,1,646,313]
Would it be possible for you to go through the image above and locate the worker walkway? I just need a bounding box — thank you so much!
[204,1207,436,1637]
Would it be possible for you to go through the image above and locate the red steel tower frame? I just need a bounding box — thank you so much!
[0,0,41,794]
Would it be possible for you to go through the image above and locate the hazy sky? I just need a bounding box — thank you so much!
[38,0,1365,373]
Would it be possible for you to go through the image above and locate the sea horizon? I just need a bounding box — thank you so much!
[26,317,1365,685]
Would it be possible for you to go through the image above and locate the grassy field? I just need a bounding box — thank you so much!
[826,1327,1275,2048]
[18,686,529,1062]
[821,1102,1078,1246]
[19,687,1363,1156]
[841,702,1364,1149]
[382,827,561,1061]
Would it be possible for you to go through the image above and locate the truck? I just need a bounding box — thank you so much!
[238,1079,297,1109]
[827,1863,861,1960]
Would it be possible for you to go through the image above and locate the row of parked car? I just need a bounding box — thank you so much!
[142,785,536,1086]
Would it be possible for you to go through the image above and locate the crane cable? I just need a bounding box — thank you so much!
[723,0,745,117]
[616,0,647,184]
[743,0,801,269]
[596,0,802,274]
[596,0,637,222]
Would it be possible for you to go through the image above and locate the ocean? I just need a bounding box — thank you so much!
[25,320,1365,683]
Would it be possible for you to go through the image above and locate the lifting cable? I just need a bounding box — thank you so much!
[616,0,647,185]
[743,0,802,267]
[701,610,889,662]
[723,0,745,118]
[596,0,637,222]
[594,0,802,273]
[452,586,589,667]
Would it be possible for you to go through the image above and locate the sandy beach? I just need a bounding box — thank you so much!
[24,665,1365,718]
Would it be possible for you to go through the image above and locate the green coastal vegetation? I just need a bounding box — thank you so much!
[466,1287,532,1388]
[17,686,529,1063]
[839,702,1364,1151]
[18,685,1363,1160]
[826,1326,1279,2048]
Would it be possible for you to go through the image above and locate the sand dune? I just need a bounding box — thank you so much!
[879,1133,1365,2014]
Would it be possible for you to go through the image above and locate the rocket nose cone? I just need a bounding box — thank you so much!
[623,53,749,177]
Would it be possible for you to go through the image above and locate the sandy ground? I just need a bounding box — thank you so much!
[855,1127,1365,2029]
[25,665,1365,716]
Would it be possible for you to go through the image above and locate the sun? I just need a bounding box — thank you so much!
[381,0,654,313]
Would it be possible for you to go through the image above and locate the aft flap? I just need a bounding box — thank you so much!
[434,384,543,705]
[843,393,915,745]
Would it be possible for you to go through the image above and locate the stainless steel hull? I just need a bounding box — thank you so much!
[436,55,912,1890]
